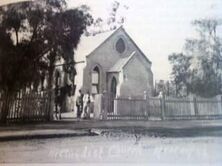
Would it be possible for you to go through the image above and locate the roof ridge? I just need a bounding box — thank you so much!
[121,51,136,69]
[85,27,123,58]
[121,28,151,64]
[108,51,136,73]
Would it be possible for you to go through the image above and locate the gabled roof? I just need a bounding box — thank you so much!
[121,27,151,64]
[108,51,136,73]
[75,28,119,61]
[75,26,151,65]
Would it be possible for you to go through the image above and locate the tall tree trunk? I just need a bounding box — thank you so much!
[186,84,189,96]
[61,72,68,113]
[47,54,56,121]
[15,30,19,46]
[175,84,178,97]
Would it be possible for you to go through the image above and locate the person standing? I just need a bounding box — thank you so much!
[83,91,92,119]
[76,90,84,118]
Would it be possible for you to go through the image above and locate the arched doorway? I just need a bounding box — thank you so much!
[111,77,117,97]
[109,77,117,113]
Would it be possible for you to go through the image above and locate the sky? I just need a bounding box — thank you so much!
[1,0,222,81]
[68,0,222,81]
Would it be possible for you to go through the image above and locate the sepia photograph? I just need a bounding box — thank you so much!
[0,0,222,165]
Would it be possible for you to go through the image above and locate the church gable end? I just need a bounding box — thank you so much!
[82,26,153,95]
[86,26,151,67]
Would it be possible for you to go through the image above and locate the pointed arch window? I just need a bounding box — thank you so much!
[92,66,100,94]
[116,38,126,54]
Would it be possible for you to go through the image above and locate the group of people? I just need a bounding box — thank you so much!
[76,90,93,119]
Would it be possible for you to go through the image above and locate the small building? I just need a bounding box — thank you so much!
[75,26,153,98]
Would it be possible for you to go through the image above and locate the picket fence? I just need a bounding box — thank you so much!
[164,96,222,120]
[0,91,50,123]
[102,94,222,120]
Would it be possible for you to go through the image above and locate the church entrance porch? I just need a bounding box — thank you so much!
[108,77,118,114]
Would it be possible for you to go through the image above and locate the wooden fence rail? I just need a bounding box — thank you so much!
[0,91,50,123]
[99,93,222,120]
[164,95,222,120]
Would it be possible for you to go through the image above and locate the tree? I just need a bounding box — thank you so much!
[0,0,93,122]
[168,53,192,97]
[185,19,222,97]
[86,0,128,36]
[169,19,222,97]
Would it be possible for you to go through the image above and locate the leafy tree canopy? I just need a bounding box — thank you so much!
[169,19,222,97]
[0,0,93,94]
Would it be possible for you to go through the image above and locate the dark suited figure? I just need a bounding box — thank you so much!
[76,90,84,118]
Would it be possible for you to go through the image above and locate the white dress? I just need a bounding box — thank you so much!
[82,94,93,118]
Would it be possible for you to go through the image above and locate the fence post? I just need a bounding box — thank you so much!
[48,90,54,121]
[144,91,149,120]
[130,97,133,120]
[221,95,222,114]
[193,96,198,117]
[161,95,165,120]
[101,92,108,120]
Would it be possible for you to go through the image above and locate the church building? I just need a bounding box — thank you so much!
[75,26,153,98]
